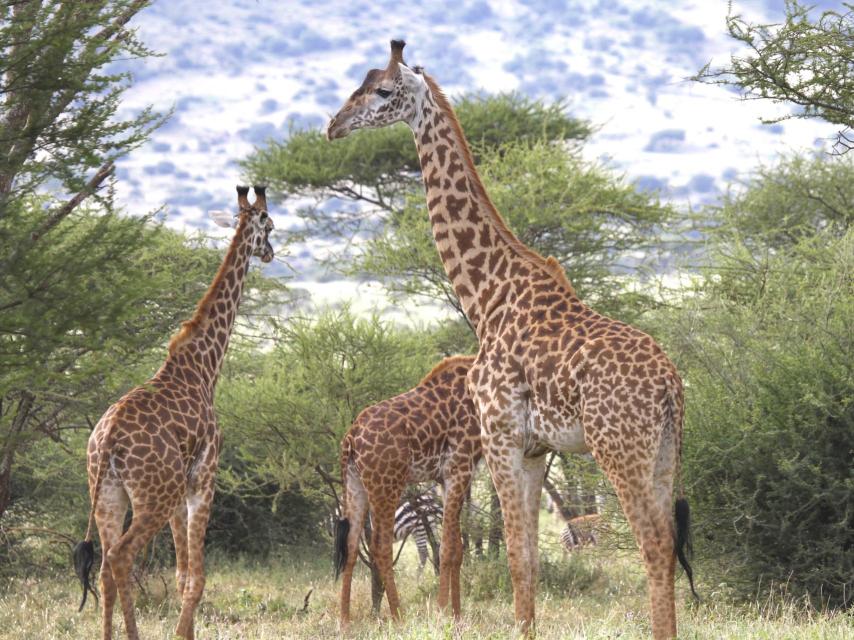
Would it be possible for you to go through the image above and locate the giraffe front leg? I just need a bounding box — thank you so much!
[481,434,538,635]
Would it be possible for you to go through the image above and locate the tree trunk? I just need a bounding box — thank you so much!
[542,475,576,522]
[487,486,503,557]
[0,392,34,520]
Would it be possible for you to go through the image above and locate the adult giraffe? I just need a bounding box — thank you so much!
[335,355,481,628]
[72,186,275,640]
[327,41,696,638]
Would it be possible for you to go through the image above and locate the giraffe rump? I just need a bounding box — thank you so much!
[72,540,98,611]
[334,518,350,580]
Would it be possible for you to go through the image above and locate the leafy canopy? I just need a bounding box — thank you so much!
[696,1,854,153]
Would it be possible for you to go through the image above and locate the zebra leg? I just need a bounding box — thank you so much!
[416,536,428,575]
[438,470,470,618]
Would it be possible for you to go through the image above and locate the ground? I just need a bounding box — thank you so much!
[0,541,850,640]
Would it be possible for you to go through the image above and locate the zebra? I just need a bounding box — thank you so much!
[394,494,443,574]
[560,513,601,552]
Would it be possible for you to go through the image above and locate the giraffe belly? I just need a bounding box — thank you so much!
[407,455,443,483]
[531,408,589,454]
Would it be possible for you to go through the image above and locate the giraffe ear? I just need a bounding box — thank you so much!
[209,210,236,228]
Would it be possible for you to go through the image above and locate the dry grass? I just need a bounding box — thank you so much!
[0,544,850,640]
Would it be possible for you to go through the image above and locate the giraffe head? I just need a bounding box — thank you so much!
[326,39,427,140]
[211,185,275,263]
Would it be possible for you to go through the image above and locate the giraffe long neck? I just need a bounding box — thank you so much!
[164,218,253,392]
[410,77,534,335]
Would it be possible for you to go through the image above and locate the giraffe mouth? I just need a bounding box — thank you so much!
[261,239,274,263]
[326,117,350,141]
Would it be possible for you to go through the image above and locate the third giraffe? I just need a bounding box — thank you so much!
[334,355,481,630]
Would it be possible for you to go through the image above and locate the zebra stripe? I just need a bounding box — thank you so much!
[394,497,442,569]
[559,514,600,552]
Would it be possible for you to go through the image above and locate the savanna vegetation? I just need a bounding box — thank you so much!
[1,1,851,638]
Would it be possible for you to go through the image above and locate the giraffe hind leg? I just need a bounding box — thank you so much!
[438,467,474,618]
[371,500,401,620]
[339,463,369,630]
[170,501,189,599]
[589,422,678,640]
[107,496,179,640]
[93,477,128,640]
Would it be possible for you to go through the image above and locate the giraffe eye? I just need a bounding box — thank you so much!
[375,88,392,99]
[259,211,268,222]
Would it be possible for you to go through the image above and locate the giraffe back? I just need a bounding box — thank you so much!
[344,355,480,484]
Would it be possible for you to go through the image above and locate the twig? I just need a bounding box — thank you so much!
[300,588,313,613]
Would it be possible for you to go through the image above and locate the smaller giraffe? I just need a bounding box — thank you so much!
[334,355,481,629]
[72,186,274,640]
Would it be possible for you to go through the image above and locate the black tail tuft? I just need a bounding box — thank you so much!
[674,498,699,600]
[334,518,350,580]
[72,540,98,612]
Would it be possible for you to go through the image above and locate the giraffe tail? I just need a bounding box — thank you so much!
[334,518,350,581]
[666,373,699,601]
[334,434,354,580]
[73,425,114,611]
[674,498,698,600]
[72,540,97,612]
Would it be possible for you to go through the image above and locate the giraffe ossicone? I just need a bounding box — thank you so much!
[72,185,275,640]
[328,40,697,639]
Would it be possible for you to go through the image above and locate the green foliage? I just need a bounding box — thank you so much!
[661,154,854,606]
[697,1,854,153]
[0,0,167,528]
[707,153,854,252]
[246,92,669,323]
[451,92,592,155]
[0,0,162,199]
[243,93,591,242]
[244,93,589,213]
[214,309,448,536]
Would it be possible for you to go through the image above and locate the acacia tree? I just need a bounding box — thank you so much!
[0,0,163,522]
[697,1,854,153]
[0,0,287,536]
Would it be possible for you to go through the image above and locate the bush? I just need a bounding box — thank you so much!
[670,230,853,607]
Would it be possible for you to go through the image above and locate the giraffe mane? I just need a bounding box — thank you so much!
[168,213,249,356]
[419,354,476,385]
[421,73,577,297]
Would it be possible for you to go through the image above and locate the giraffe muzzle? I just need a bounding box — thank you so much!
[261,239,274,263]
[326,115,351,141]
